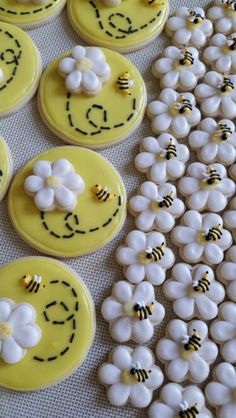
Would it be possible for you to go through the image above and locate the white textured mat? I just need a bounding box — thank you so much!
[0,0,215,417]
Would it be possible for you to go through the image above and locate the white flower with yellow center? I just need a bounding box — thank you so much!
[217,246,236,302]
[207,0,236,34]
[0,298,41,364]
[58,45,111,95]
[24,159,85,212]
[156,319,218,383]
[203,33,236,73]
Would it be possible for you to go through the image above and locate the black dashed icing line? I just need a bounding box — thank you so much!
[0,0,58,16]
[0,29,22,91]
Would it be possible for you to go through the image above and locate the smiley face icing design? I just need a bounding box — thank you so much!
[178,162,235,212]
[0,22,42,117]
[8,146,126,258]
[0,136,13,202]
[171,210,232,265]
[0,0,66,29]
[207,0,236,34]
[0,257,95,391]
[38,46,146,149]
[217,246,236,302]
[67,0,169,53]
[148,383,212,418]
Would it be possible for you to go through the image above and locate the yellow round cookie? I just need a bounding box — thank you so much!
[0,22,42,117]
[0,257,95,391]
[0,0,66,29]
[67,0,169,52]
[38,46,147,148]
[8,146,127,257]
[0,136,12,201]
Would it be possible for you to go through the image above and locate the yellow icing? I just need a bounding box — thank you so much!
[38,48,147,148]
[0,22,41,116]
[0,0,66,28]
[67,0,169,52]
[0,257,95,391]
[0,136,12,201]
[8,146,127,258]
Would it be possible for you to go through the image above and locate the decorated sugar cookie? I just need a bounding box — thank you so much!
[0,257,95,390]
[135,135,189,184]
[210,302,236,364]
[147,89,201,138]
[116,230,175,285]
[152,46,206,91]
[0,22,42,117]
[203,33,236,73]
[128,182,185,233]
[205,363,236,418]
[163,263,225,321]
[101,281,165,343]
[178,162,235,212]
[0,0,66,29]
[229,163,236,179]
[223,198,236,240]
[38,45,146,148]
[156,319,218,383]
[8,146,126,258]
[188,118,236,165]
[149,383,212,418]
[195,71,236,118]
[165,7,213,49]
[171,210,232,265]
[98,346,163,407]
[207,0,236,34]
[0,136,13,201]
[67,0,169,53]
[217,246,236,301]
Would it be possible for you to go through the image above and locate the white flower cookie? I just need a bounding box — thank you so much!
[203,33,236,73]
[152,46,206,91]
[217,246,236,301]
[58,45,110,96]
[149,383,212,418]
[171,210,232,265]
[195,71,236,118]
[147,89,201,138]
[98,346,164,408]
[116,230,175,285]
[166,7,213,49]
[135,135,189,184]
[101,281,165,344]
[156,319,218,383]
[207,0,236,34]
[205,362,236,418]
[223,198,236,241]
[229,163,236,179]
[128,182,185,233]
[178,162,235,212]
[210,302,236,364]
[0,298,41,364]
[163,263,225,321]
[188,118,236,165]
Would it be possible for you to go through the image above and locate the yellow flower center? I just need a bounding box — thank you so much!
[0,322,12,339]
[46,175,62,188]
[75,57,92,72]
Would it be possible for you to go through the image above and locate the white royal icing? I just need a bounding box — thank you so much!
[152,46,206,91]
[188,118,236,165]
[229,162,236,179]
[207,0,236,34]
[223,197,236,241]
[102,0,121,6]
[98,346,164,408]
[156,319,218,383]
[195,71,236,118]
[58,46,111,96]
[0,298,41,364]
[203,33,236,73]
[178,162,235,212]
[116,230,175,285]
[24,159,85,212]
[171,210,232,265]
[101,281,165,343]
[217,246,236,302]
[147,89,201,138]
[205,362,236,418]
[149,383,212,418]
[210,302,236,364]
[165,7,213,49]
[0,68,4,84]
[163,263,225,321]
[135,135,189,184]
[128,182,185,233]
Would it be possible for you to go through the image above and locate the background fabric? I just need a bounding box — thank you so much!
[0,0,216,417]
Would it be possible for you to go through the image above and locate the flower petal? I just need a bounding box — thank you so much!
[132,346,154,369]
[110,317,132,342]
[8,303,36,327]
[72,45,86,60]
[126,264,145,284]
[98,364,121,385]
[130,384,152,408]
[24,176,44,194]
[145,263,165,285]
[58,57,75,75]
[33,160,52,178]
[52,159,73,176]
[101,299,123,321]
[195,294,218,320]
[113,346,132,369]
[145,366,163,390]
[156,339,179,360]
[173,297,195,320]
[132,320,154,343]
[127,230,146,251]
[63,173,84,193]
[1,336,25,364]
[81,71,100,93]
[189,355,209,382]
[133,282,154,303]
[65,70,82,93]
[167,358,189,382]
[0,299,15,322]
[113,281,133,303]
[13,324,41,348]
[54,186,76,210]
[107,382,131,406]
